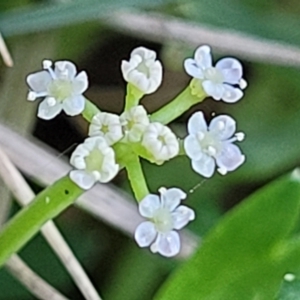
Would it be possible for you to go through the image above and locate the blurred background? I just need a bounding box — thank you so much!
[1,0,300,299]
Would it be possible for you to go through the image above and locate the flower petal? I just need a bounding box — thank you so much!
[216,143,245,172]
[184,135,203,160]
[222,84,243,103]
[69,170,96,190]
[62,95,85,116]
[184,58,204,79]
[191,154,215,178]
[187,111,207,135]
[172,205,195,230]
[194,45,212,69]
[209,115,236,140]
[73,71,88,94]
[151,231,180,257]
[160,187,186,211]
[202,80,224,100]
[54,61,77,79]
[37,98,62,120]
[98,162,119,183]
[139,194,161,218]
[26,70,52,93]
[135,221,157,247]
[132,47,156,60]
[216,58,242,84]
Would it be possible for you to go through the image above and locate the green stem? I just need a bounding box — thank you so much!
[124,84,144,111]
[82,98,101,122]
[150,85,206,125]
[0,176,84,268]
[125,155,149,202]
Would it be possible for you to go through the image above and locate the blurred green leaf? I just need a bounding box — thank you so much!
[175,0,300,47]
[155,170,300,300]
[277,276,300,300]
[0,0,168,37]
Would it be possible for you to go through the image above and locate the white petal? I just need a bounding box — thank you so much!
[139,194,161,218]
[73,71,88,94]
[160,188,186,211]
[202,80,224,100]
[194,45,212,69]
[216,143,245,172]
[187,111,208,135]
[216,58,242,84]
[131,47,156,60]
[222,84,243,103]
[135,221,157,247]
[151,231,180,257]
[191,154,215,178]
[69,170,95,190]
[54,61,77,79]
[62,95,85,116]
[172,206,195,230]
[209,115,236,140]
[98,162,119,183]
[184,58,204,79]
[184,135,203,160]
[26,70,51,93]
[37,98,62,120]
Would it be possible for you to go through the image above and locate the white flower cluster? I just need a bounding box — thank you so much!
[184,45,247,103]
[27,60,88,119]
[135,187,195,257]
[25,45,247,258]
[184,112,245,177]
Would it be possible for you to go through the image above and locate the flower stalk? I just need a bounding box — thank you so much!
[0,176,83,268]
[150,86,205,125]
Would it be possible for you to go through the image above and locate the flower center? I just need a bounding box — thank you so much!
[204,67,224,84]
[136,62,150,78]
[101,124,109,134]
[85,149,104,172]
[48,79,73,101]
[198,131,222,157]
[153,208,173,233]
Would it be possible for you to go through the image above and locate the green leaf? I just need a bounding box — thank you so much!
[0,176,84,268]
[155,169,300,300]
[0,0,167,37]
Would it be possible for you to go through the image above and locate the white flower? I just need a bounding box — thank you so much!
[184,111,245,178]
[121,47,163,94]
[135,187,195,257]
[88,112,123,145]
[120,105,150,142]
[69,136,119,190]
[26,60,88,119]
[184,45,247,103]
[142,123,179,164]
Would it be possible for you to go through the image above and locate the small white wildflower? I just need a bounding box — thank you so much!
[135,187,195,257]
[184,45,247,103]
[26,60,88,119]
[142,123,179,164]
[88,112,123,145]
[69,136,119,190]
[184,111,245,178]
[121,47,163,94]
[120,105,150,142]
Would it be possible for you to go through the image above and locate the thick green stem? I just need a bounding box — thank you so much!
[82,98,101,122]
[125,155,149,202]
[150,85,206,125]
[0,176,84,268]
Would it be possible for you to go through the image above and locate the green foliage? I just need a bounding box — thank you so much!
[155,170,300,299]
[0,0,168,37]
